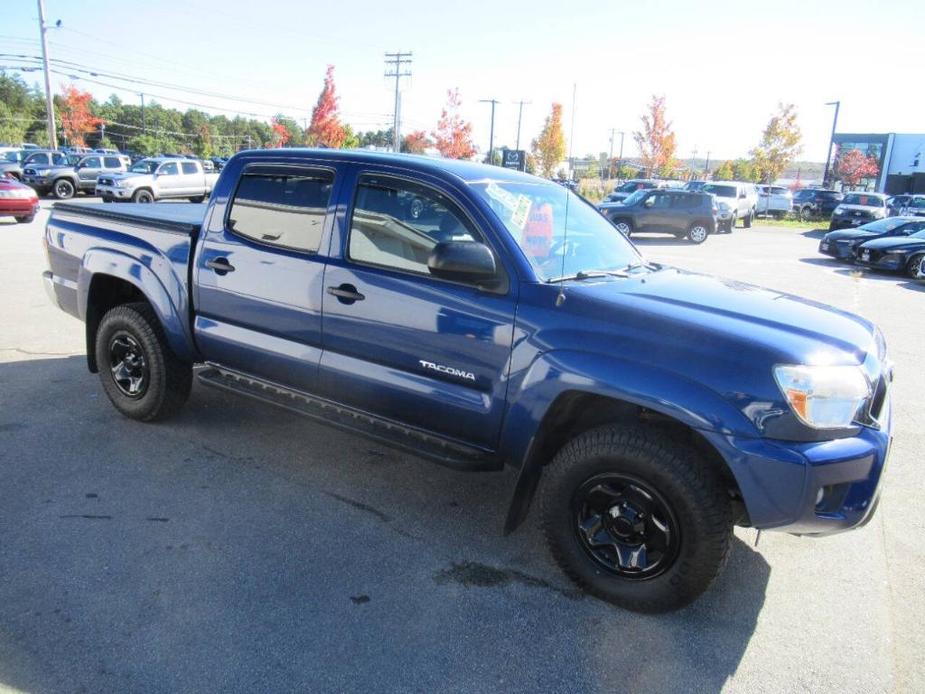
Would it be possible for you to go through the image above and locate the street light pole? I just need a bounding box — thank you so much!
[36,0,57,149]
[513,100,530,151]
[616,130,625,179]
[479,99,499,164]
[823,100,840,187]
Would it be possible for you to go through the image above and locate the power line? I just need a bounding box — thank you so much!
[384,51,412,153]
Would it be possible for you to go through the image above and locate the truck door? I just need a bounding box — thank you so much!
[180,161,201,196]
[193,162,340,393]
[155,161,182,197]
[77,156,102,190]
[319,169,517,450]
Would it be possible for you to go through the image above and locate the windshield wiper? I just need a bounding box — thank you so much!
[546,269,626,284]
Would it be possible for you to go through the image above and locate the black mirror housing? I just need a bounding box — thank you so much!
[427,241,497,284]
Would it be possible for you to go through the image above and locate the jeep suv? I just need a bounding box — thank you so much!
[599,189,717,243]
[792,188,843,220]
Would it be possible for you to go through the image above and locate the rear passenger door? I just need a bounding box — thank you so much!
[194,163,340,393]
[319,168,517,450]
[180,161,202,195]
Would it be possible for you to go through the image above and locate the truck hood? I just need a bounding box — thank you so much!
[823,229,878,242]
[105,171,153,182]
[567,267,878,364]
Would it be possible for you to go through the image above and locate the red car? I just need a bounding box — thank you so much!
[0,175,40,223]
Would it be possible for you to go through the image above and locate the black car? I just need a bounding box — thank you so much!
[598,189,717,244]
[792,188,843,220]
[855,227,925,277]
[819,217,925,260]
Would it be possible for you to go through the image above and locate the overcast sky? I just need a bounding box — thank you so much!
[2,0,922,161]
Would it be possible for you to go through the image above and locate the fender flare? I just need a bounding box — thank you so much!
[78,248,195,365]
[500,349,759,533]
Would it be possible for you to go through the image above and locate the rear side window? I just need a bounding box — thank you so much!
[82,157,101,168]
[103,157,121,168]
[181,162,198,175]
[671,194,698,209]
[348,175,479,275]
[227,169,334,253]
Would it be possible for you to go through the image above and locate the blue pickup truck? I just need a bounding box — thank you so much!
[43,149,892,612]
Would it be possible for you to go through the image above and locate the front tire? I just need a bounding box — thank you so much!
[540,425,732,613]
[14,215,35,224]
[906,254,924,279]
[53,178,75,199]
[95,303,192,422]
[132,189,154,203]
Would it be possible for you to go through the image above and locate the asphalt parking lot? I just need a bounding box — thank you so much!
[1,201,922,694]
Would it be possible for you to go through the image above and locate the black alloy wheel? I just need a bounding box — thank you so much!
[108,332,149,398]
[573,473,679,579]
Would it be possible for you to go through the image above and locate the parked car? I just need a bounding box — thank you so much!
[756,185,793,218]
[829,192,889,230]
[0,175,39,223]
[792,188,843,220]
[43,149,893,613]
[23,153,131,199]
[0,149,70,181]
[200,158,215,173]
[605,179,664,203]
[683,180,707,192]
[701,181,758,231]
[95,157,218,203]
[890,194,925,218]
[599,189,717,243]
[819,217,925,260]
[886,194,914,216]
[855,227,925,277]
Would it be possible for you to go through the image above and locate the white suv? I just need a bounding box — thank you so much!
[702,181,758,232]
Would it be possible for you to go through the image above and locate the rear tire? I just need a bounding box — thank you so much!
[52,178,75,199]
[744,211,753,228]
[687,223,708,244]
[540,425,732,613]
[95,302,192,422]
[612,219,632,237]
[906,254,924,279]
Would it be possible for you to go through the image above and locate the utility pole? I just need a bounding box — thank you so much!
[704,150,711,176]
[36,0,57,149]
[823,100,840,187]
[479,99,499,164]
[616,130,625,179]
[608,129,615,178]
[140,92,146,134]
[689,146,698,180]
[384,51,412,153]
[513,100,530,151]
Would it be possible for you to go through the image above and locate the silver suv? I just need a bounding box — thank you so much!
[702,181,758,232]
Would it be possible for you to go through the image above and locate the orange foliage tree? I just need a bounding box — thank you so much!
[432,89,476,159]
[59,84,101,146]
[832,148,880,187]
[306,65,346,148]
[633,95,677,177]
[270,118,290,147]
[401,130,430,154]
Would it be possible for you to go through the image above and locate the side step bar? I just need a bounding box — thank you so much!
[196,365,502,472]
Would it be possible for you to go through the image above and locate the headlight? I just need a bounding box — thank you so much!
[36,169,52,176]
[833,205,845,215]
[774,364,870,429]
[115,180,131,188]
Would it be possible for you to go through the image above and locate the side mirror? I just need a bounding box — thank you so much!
[427,241,497,284]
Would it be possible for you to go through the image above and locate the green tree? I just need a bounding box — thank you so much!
[531,103,566,177]
[732,158,759,182]
[751,103,802,183]
[634,95,677,177]
[713,160,735,180]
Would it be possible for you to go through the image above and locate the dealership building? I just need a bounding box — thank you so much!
[833,133,925,194]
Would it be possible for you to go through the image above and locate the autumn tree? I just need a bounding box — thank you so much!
[832,148,880,187]
[751,103,802,183]
[432,89,476,159]
[306,65,346,148]
[713,160,735,181]
[531,103,566,178]
[59,84,101,146]
[270,117,291,148]
[401,130,431,154]
[634,95,677,178]
[732,158,760,182]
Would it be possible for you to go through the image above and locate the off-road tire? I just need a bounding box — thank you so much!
[540,424,732,613]
[95,302,192,421]
[132,189,154,203]
[53,178,75,199]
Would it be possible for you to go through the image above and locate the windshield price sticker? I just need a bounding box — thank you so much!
[510,194,532,230]
[485,182,520,212]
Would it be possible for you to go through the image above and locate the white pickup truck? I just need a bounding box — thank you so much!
[96,157,219,203]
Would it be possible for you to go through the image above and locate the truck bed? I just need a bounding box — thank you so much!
[51,202,206,235]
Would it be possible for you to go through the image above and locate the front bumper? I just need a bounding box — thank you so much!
[855,252,905,272]
[0,198,40,217]
[701,399,891,535]
[96,184,133,200]
[22,175,51,194]
[819,239,859,260]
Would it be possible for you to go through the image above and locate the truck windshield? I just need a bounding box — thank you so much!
[129,160,159,173]
[843,194,884,207]
[702,184,737,198]
[470,179,642,282]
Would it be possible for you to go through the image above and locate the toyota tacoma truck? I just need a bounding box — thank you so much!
[42,149,893,613]
[95,156,218,203]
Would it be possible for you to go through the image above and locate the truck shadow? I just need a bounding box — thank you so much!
[0,355,769,693]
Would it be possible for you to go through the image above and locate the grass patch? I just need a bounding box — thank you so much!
[754,216,823,231]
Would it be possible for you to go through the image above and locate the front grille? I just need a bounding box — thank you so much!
[857,248,881,263]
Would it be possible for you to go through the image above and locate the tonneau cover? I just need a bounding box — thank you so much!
[51,202,206,235]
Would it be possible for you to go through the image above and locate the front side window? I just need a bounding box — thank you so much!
[130,159,158,173]
[348,175,479,275]
[471,178,641,282]
[181,162,198,175]
[81,157,101,168]
[227,169,334,253]
[158,162,179,176]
